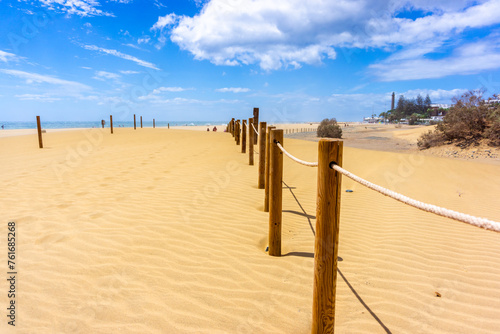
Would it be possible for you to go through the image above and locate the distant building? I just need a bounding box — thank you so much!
[485,99,500,105]
[429,104,450,117]
[363,116,383,123]
[429,103,451,110]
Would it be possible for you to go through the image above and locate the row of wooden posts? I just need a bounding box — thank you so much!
[35,114,171,148]
[284,128,317,134]
[227,110,343,334]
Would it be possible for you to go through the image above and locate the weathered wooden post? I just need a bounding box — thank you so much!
[140,116,143,128]
[231,118,235,136]
[241,120,247,153]
[253,107,259,144]
[264,125,276,212]
[234,120,238,142]
[153,119,155,128]
[249,118,254,165]
[36,116,43,148]
[101,120,105,128]
[236,120,241,145]
[258,122,267,188]
[312,139,343,334]
[134,114,136,130]
[268,129,283,256]
[168,123,170,129]
[110,115,113,134]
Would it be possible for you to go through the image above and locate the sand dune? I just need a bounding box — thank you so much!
[0,127,499,333]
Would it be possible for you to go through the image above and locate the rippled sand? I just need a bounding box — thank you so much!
[0,127,499,333]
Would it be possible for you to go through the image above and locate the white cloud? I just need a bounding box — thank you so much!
[193,0,209,8]
[124,43,142,50]
[370,40,500,81]
[0,50,20,63]
[216,87,250,93]
[37,0,114,17]
[93,70,121,81]
[14,93,62,102]
[0,69,91,90]
[120,70,139,74]
[138,36,151,44]
[81,44,159,70]
[151,13,179,31]
[138,86,193,101]
[154,86,190,92]
[146,97,241,105]
[153,0,167,9]
[152,0,500,72]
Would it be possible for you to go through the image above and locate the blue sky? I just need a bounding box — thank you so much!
[1,0,500,123]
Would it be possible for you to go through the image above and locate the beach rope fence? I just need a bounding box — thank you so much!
[276,141,500,232]
[251,122,259,136]
[227,111,500,334]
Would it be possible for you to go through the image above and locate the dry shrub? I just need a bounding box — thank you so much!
[317,118,342,138]
[437,92,487,146]
[486,108,500,146]
[417,130,446,149]
[418,90,500,149]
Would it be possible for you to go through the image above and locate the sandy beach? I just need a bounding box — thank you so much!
[1,125,500,333]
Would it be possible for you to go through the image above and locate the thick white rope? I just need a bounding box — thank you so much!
[331,164,500,232]
[274,141,500,232]
[276,142,318,167]
[251,123,259,136]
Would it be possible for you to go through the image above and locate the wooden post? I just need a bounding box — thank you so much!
[264,125,275,212]
[234,121,238,142]
[101,120,105,128]
[153,119,155,128]
[268,129,283,256]
[241,120,247,153]
[36,116,43,148]
[249,118,254,165]
[236,120,241,145]
[140,116,143,128]
[110,115,113,134]
[231,118,235,136]
[134,114,136,130]
[168,123,170,129]
[253,108,259,144]
[312,139,343,334]
[258,122,266,188]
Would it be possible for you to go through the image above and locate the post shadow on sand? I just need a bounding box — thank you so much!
[282,180,316,236]
[281,180,392,334]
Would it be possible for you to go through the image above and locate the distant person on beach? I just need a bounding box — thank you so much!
[207,127,210,131]
[213,126,217,132]
[1,125,4,129]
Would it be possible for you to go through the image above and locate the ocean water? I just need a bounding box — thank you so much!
[0,121,226,130]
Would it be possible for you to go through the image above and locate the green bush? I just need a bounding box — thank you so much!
[317,118,342,138]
